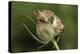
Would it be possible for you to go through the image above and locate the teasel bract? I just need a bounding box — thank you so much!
[23,10,64,50]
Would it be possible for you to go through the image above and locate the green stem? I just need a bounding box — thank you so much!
[51,39,60,50]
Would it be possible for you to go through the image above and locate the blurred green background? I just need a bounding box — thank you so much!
[10,1,78,53]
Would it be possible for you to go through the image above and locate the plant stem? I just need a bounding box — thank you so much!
[51,39,60,50]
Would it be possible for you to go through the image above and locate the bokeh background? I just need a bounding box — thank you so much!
[10,1,78,53]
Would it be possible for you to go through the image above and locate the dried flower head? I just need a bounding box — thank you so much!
[23,10,64,50]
